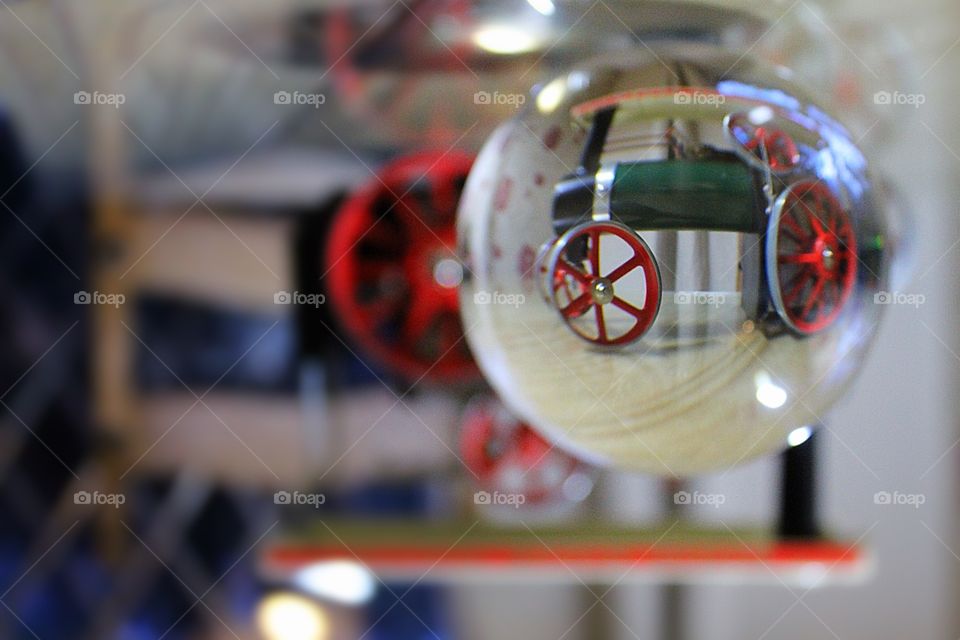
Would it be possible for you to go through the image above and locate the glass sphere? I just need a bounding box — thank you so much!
[457,45,893,475]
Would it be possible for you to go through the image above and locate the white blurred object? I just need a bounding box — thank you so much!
[294,560,376,606]
[256,592,330,640]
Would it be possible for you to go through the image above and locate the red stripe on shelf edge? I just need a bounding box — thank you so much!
[264,542,861,570]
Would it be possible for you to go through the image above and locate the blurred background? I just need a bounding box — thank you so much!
[0,0,955,638]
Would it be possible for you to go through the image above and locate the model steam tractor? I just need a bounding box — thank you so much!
[542,90,865,346]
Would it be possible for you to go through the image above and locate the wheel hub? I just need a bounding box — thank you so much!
[820,246,837,272]
[811,237,839,275]
[590,277,615,305]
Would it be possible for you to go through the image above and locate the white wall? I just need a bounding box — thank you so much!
[649,1,960,637]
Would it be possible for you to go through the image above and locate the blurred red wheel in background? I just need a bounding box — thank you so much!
[726,112,801,172]
[460,399,590,505]
[324,151,478,383]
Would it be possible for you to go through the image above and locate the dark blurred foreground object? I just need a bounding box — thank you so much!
[0,110,29,207]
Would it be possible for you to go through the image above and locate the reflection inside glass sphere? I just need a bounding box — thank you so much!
[458,45,893,475]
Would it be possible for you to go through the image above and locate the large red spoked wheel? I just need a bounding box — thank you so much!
[767,181,858,335]
[324,151,478,382]
[547,221,661,346]
[460,400,587,505]
[726,112,801,173]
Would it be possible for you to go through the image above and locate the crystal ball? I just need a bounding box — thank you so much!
[457,47,893,475]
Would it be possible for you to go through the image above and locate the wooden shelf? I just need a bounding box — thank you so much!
[262,519,869,586]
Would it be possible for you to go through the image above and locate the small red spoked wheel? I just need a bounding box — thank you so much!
[460,400,586,505]
[538,240,591,317]
[537,240,589,312]
[726,112,801,172]
[767,181,858,335]
[547,221,661,346]
[324,151,478,382]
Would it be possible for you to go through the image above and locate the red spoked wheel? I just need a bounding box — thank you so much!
[460,399,588,505]
[726,112,801,172]
[767,181,858,335]
[547,221,661,346]
[324,151,478,383]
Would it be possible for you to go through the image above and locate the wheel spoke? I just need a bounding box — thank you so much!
[611,296,646,319]
[827,209,840,237]
[594,304,607,342]
[779,252,821,265]
[782,282,806,308]
[782,214,807,241]
[807,209,826,236]
[801,276,825,320]
[562,292,594,319]
[555,277,584,305]
[557,257,593,286]
[781,226,804,244]
[605,255,643,282]
[783,267,808,289]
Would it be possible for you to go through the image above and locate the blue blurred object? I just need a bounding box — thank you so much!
[134,295,300,393]
[346,482,452,640]
[366,584,451,640]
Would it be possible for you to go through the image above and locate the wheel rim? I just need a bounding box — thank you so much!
[547,221,661,346]
[726,112,801,172]
[768,181,858,334]
[324,151,477,382]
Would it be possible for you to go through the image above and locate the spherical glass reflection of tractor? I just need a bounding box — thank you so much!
[541,91,863,346]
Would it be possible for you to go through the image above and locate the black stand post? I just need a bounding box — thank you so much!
[778,427,821,539]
